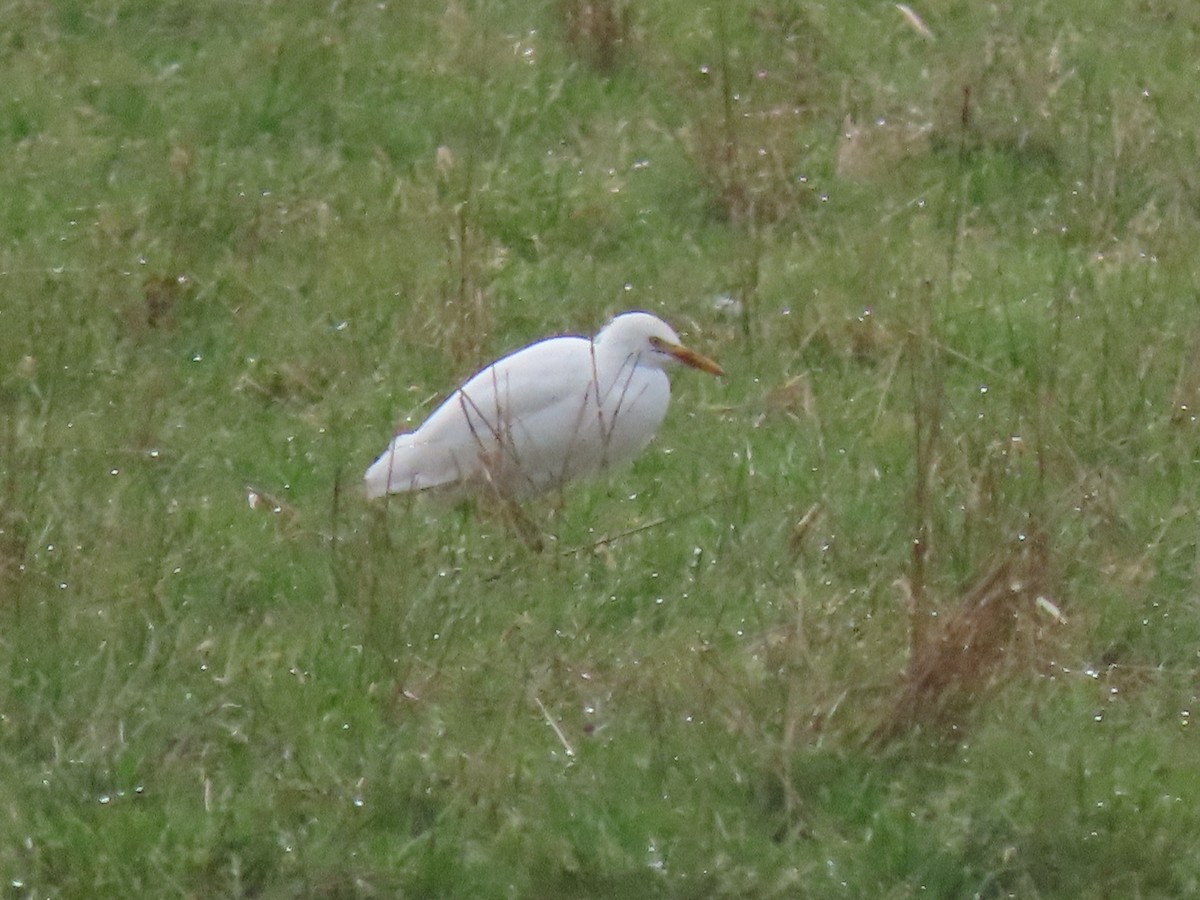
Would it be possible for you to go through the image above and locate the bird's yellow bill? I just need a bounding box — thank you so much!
[660,340,725,377]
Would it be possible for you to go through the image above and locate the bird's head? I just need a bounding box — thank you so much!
[598,311,725,377]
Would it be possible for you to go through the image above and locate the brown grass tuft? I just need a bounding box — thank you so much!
[688,104,813,226]
[559,0,630,71]
[835,114,933,182]
[141,274,185,329]
[873,530,1064,744]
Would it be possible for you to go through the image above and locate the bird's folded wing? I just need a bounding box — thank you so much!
[418,335,595,446]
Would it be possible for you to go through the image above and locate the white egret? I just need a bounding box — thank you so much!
[364,311,724,500]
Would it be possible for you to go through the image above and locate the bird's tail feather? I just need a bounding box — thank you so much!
[363,434,414,499]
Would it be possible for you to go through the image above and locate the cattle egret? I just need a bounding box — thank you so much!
[364,311,724,499]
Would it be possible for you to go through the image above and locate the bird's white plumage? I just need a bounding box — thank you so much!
[364,311,722,499]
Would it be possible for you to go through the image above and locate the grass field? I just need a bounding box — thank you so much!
[3,0,1200,896]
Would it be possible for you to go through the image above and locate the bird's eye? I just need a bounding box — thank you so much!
[648,336,665,350]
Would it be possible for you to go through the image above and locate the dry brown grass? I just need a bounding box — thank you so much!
[407,145,496,369]
[120,273,188,337]
[687,103,814,227]
[559,0,631,71]
[679,6,824,228]
[927,26,1072,153]
[867,266,1070,746]
[874,530,1065,744]
[442,196,495,368]
[834,114,933,182]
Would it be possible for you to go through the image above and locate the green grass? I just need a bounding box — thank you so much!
[3,0,1200,895]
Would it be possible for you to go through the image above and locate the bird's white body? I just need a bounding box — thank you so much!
[364,312,722,499]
